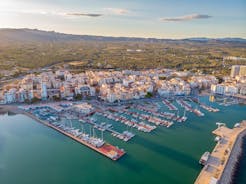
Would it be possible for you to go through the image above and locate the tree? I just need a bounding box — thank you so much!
[74,94,82,100]
[31,97,40,103]
[145,92,153,98]
[53,96,61,101]
[159,76,166,80]
[24,99,30,104]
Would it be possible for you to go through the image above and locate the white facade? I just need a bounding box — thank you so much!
[240,87,246,95]
[106,93,117,103]
[225,86,238,95]
[231,65,240,78]
[231,65,246,78]
[211,84,225,95]
[41,82,48,100]
[73,103,94,114]
[4,88,16,103]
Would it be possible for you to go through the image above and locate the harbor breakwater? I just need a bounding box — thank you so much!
[219,129,246,184]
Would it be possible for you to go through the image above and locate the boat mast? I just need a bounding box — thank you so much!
[89,125,92,137]
[93,127,96,138]
[69,119,72,128]
[101,130,103,140]
[63,118,66,127]
[177,110,180,117]
[81,122,84,134]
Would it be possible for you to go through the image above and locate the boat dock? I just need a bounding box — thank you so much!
[177,99,193,112]
[96,111,156,133]
[23,111,125,161]
[133,105,182,123]
[80,118,135,142]
[162,99,178,111]
[177,99,204,117]
[200,104,219,112]
[194,120,246,184]
[191,98,219,112]
[123,109,173,127]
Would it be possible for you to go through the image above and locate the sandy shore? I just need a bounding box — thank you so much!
[0,104,22,114]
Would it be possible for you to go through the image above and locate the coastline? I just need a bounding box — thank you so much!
[1,104,246,183]
[0,104,22,114]
[0,104,125,161]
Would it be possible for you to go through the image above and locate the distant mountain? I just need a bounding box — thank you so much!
[0,28,246,44]
[216,38,246,42]
[184,37,246,43]
[0,28,80,43]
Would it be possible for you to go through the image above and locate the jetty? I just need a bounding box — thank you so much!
[80,118,135,142]
[191,97,219,112]
[162,99,178,111]
[22,110,125,161]
[96,111,156,132]
[194,120,246,184]
[177,99,204,117]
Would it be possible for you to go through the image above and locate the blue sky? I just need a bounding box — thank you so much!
[0,0,245,38]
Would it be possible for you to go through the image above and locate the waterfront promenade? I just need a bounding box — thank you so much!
[194,120,246,184]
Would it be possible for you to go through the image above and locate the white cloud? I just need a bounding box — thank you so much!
[1,9,103,18]
[19,10,49,15]
[104,8,129,15]
[65,13,103,17]
[160,14,212,22]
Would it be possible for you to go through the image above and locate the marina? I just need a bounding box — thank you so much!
[21,106,125,161]
[135,104,187,123]
[191,98,220,112]
[46,121,125,161]
[122,109,173,127]
[177,99,205,117]
[0,3,245,183]
[200,104,219,113]
[0,95,245,184]
[16,95,225,145]
[162,99,178,111]
[95,111,156,133]
[79,118,135,142]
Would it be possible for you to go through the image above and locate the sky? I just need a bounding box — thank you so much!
[0,0,245,38]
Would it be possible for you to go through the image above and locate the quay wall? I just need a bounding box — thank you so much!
[218,130,246,184]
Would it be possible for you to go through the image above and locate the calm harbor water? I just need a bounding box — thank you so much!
[0,96,245,184]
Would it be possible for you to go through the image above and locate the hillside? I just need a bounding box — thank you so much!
[1,28,246,44]
[0,28,246,81]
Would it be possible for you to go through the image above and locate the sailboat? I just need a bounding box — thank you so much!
[181,109,187,122]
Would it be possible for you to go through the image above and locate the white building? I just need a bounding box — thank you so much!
[211,84,225,95]
[239,86,246,95]
[74,85,95,97]
[106,93,117,103]
[231,65,246,78]
[4,88,17,103]
[231,65,240,78]
[225,86,238,95]
[41,82,47,100]
[72,103,94,114]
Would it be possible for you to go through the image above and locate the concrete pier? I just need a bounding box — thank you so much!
[218,129,246,184]
[194,120,246,184]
